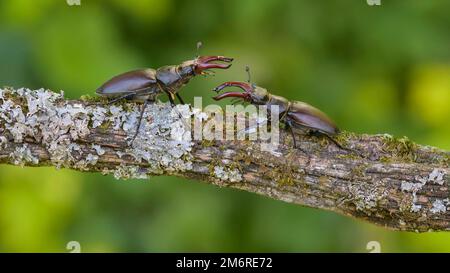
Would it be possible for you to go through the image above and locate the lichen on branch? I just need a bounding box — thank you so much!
[0,87,196,177]
[0,87,449,232]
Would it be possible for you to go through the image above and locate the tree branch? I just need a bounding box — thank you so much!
[0,87,449,232]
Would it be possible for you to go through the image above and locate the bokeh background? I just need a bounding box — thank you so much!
[0,0,449,252]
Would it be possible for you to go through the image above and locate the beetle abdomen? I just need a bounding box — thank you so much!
[287,101,339,135]
[96,69,158,96]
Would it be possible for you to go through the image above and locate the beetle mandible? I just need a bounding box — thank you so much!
[96,55,233,141]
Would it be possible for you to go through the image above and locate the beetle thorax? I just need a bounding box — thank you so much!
[266,94,290,117]
[156,65,193,91]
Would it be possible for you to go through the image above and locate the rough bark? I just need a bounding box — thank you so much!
[0,87,448,232]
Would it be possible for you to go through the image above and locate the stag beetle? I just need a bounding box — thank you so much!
[96,55,233,141]
[212,70,347,151]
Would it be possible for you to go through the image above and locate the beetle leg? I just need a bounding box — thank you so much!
[309,131,365,157]
[323,134,364,157]
[131,99,150,143]
[288,125,297,148]
[166,91,193,126]
[323,134,346,150]
[106,93,135,105]
[167,92,177,107]
[308,130,342,150]
[176,93,186,105]
[167,92,181,116]
[286,121,309,155]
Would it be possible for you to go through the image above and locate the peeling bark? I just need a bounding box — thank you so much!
[0,87,449,232]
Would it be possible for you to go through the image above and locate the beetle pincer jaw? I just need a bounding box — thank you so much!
[196,56,234,73]
[198,56,234,63]
[212,86,224,93]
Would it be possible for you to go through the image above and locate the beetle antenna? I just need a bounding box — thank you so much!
[245,65,251,83]
[246,65,257,89]
[196,41,203,58]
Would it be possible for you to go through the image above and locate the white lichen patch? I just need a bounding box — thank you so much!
[93,101,196,178]
[125,103,195,175]
[111,165,148,180]
[9,144,39,166]
[430,199,449,214]
[85,153,99,165]
[1,101,27,142]
[116,151,126,158]
[401,169,449,213]
[91,106,108,128]
[0,88,96,168]
[0,136,7,148]
[109,105,129,130]
[401,181,423,213]
[410,202,422,213]
[0,87,198,179]
[348,182,388,212]
[213,166,243,183]
[92,144,105,156]
[428,168,446,185]
[401,173,429,213]
[401,181,422,192]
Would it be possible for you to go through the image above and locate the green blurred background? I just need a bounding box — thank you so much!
[0,0,449,252]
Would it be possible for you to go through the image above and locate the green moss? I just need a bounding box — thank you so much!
[318,176,329,186]
[208,164,215,177]
[233,151,253,166]
[201,139,215,147]
[442,154,450,166]
[80,94,102,102]
[1,86,14,98]
[382,135,418,162]
[87,114,94,128]
[80,95,132,106]
[218,144,226,151]
[334,130,357,146]
[271,166,296,187]
[319,137,328,147]
[99,120,112,132]
[278,175,294,186]
[336,153,359,160]
[228,160,244,173]
[3,90,28,112]
[379,156,392,163]
[208,157,222,177]
[351,164,367,177]
[181,153,191,162]
[122,102,138,112]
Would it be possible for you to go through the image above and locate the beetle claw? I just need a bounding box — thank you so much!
[198,56,234,63]
[213,91,249,101]
[212,81,253,93]
[195,56,233,74]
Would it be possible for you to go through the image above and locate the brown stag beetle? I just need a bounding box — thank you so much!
[212,68,350,152]
[96,54,233,141]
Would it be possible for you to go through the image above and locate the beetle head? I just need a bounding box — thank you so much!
[212,81,269,105]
